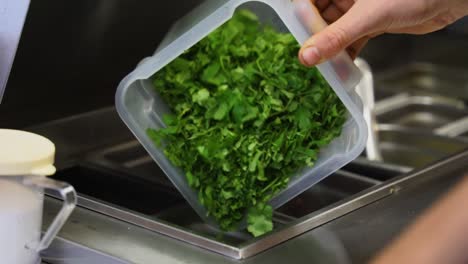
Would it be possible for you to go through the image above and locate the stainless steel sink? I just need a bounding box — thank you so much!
[31,105,465,260]
[366,124,468,169]
[343,157,411,181]
[49,160,395,259]
[435,116,468,140]
[367,89,468,169]
[375,94,468,130]
[48,130,402,259]
[276,171,381,218]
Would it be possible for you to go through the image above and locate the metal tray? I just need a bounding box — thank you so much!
[371,124,468,169]
[52,164,183,216]
[276,171,381,218]
[343,157,411,181]
[375,94,468,130]
[49,152,395,259]
[435,116,468,140]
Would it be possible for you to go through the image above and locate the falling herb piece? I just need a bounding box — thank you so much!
[248,203,274,237]
[148,9,347,237]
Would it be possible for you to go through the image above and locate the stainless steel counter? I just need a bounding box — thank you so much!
[310,152,468,263]
[41,150,468,264]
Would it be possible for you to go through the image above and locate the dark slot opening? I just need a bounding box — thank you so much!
[277,171,376,218]
[51,165,183,215]
[343,160,404,181]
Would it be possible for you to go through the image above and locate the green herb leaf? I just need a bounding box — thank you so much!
[247,203,274,237]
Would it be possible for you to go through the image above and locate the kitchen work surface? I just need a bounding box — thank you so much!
[41,149,468,264]
[29,106,467,264]
[22,63,468,263]
[27,107,387,261]
[30,57,468,262]
[28,65,468,261]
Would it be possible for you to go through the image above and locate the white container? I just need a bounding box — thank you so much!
[115,0,367,227]
[0,129,76,264]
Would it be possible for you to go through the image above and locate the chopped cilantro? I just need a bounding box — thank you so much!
[148,9,346,236]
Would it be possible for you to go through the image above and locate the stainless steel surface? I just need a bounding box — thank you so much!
[374,63,468,100]
[374,124,468,168]
[276,171,382,218]
[27,107,134,168]
[344,157,412,181]
[307,149,468,263]
[24,60,468,261]
[371,66,468,167]
[31,104,466,261]
[41,150,468,264]
[33,62,468,262]
[355,58,382,161]
[43,171,389,261]
[84,140,174,187]
[375,93,468,130]
[42,236,130,264]
[27,106,398,259]
[19,104,391,260]
[48,162,386,259]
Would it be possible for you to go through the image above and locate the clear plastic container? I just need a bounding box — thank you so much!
[115,0,367,227]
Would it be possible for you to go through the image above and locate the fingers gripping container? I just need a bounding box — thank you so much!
[116,0,367,227]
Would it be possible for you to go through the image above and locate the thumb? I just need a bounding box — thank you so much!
[299,3,378,67]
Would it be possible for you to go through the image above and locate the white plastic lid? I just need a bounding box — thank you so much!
[0,129,56,176]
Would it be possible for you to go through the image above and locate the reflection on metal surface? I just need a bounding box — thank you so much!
[306,228,351,264]
[355,58,382,161]
[372,124,468,169]
[27,107,134,168]
[374,63,468,100]
[277,171,381,218]
[41,236,131,264]
[344,157,411,181]
[370,91,468,168]
[435,116,468,138]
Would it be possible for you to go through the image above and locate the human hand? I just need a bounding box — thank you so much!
[298,0,468,66]
[370,174,468,264]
